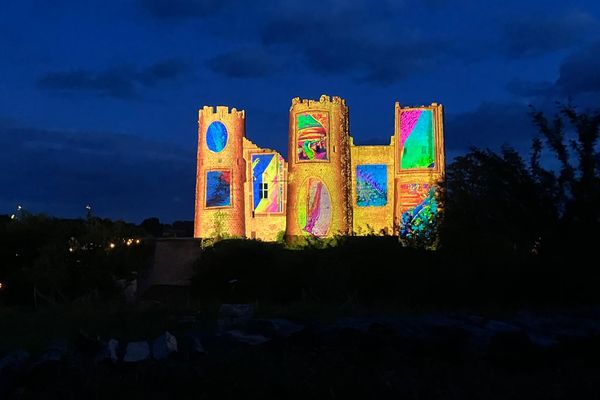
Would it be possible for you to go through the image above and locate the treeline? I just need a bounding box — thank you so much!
[0,215,190,306]
[442,104,600,256]
[190,104,600,309]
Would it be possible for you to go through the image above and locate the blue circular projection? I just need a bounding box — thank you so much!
[206,121,228,153]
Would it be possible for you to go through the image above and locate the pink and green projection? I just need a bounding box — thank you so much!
[297,112,328,161]
[205,170,231,208]
[298,177,331,237]
[252,153,284,213]
[399,183,438,242]
[400,109,435,169]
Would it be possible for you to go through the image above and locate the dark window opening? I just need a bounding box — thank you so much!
[260,183,269,199]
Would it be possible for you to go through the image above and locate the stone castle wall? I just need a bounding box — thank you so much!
[194,96,445,242]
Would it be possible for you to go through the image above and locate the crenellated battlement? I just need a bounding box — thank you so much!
[290,94,347,110]
[199,105,246,119]
[395,102,440,110]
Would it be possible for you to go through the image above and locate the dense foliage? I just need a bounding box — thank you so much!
[0,215,153,305]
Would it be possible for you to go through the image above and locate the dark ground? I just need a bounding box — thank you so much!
[2,305,600,399]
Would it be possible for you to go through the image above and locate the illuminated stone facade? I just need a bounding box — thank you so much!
[194,95,444,241]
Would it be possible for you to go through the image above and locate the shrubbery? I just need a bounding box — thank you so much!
[0,214,153,306]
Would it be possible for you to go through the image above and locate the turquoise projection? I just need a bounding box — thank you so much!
[206,121,228,153]
[399,183,438,243]
[400,109,435,169]
[356,164,387,207]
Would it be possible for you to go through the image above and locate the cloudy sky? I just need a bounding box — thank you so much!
[1,0,599,222]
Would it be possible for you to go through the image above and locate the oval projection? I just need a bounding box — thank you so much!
[297,177,332,237]
[206,121,228,153]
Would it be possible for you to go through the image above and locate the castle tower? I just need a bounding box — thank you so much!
[194,106,246,238]
[394,102,445,244]
[286,95,352,239]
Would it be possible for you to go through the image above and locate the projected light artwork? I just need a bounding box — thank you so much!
[297,177,332,237]
[194,97,444,241]
[206,121,228,153]
[252,153,285,213]
[206,170,231,208]
[399,183,438,240]
[297,112,328,161]
[400,109,434,169]
[356,164,387,207]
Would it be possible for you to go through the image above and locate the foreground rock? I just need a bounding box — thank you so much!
[0,349,29,372]
[225,330,270,346]
[186,332,205,355]
[217,304,255,331]
[123,341,150,362]
[96,339,120,363]
[245,319,305,338]
[153,332,177,360]
[32,339,69,367]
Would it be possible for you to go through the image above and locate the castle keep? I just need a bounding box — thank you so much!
[194,95,445,241]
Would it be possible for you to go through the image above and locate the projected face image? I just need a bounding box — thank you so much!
[297,177,331,237]
[206,170,231,208]
[297,112,328,161]
[252,153,284,213]
[356,164,388,207]
[400,109,435,169]
[399,183,438,240]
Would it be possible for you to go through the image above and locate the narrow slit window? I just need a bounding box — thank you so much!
[260,183,269,199]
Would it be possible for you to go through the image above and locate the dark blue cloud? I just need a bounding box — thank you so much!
[445,102,538,153]
[206,48,281,79]
[504,12,598,58]
[555,42,600,95]
[0,119,195,222]
[138,0,243,19]
[506,80,555,97]
[507,42,600,100]
[258,7,451,85]
[37,59,189,99]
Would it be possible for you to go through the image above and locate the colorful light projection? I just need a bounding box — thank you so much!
[297,177,332,237]
[399,183,438,240]
[297,112,328,161]
[206,121,228,153]
[252,153,285,213]
[399,109,435,169]
[206,170,231,208]
[356,164,388,207]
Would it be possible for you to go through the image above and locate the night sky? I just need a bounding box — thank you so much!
[2,0,600,222]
